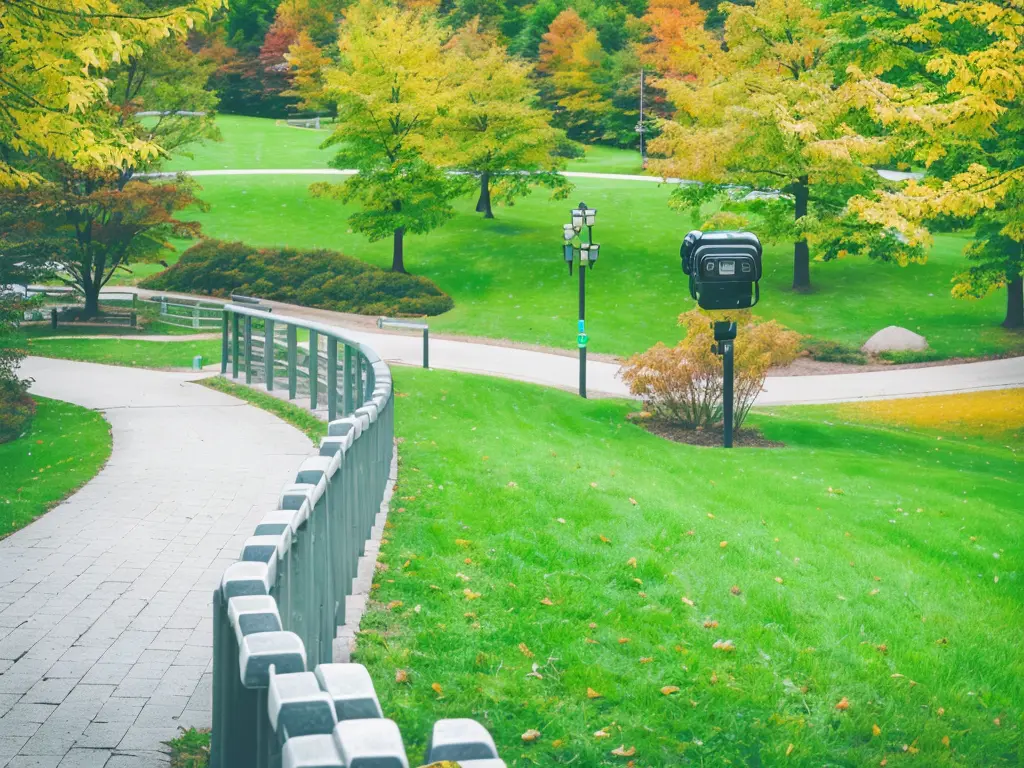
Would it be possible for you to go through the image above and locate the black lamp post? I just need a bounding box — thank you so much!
[562,202,599,398]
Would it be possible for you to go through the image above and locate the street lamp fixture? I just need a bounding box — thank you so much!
[559,202,601,398]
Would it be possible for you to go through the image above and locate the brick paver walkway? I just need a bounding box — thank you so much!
[0,358,313,768]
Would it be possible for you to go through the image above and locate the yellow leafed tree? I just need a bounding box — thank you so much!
[839,0,1024,327]
[648,0,931,291]
[0,0,223,187]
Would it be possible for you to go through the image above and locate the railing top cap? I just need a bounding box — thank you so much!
[376,316,428,331]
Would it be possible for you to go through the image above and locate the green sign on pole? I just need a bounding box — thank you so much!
[577,332,588,348]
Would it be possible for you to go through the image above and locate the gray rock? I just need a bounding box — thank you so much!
[862,326,928,354]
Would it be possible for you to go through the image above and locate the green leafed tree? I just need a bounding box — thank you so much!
[441,20,572,219]
[305,1,468,274]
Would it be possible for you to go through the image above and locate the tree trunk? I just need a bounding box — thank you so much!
[475,171,494,219]
[792,176,811,291]
[392,226,406,274]
[82,287,100,318]
[1004,276,1023,329]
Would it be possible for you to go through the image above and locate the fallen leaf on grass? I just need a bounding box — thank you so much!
[703,620,718,629]
[942,735,950,747]
[786,743,794,756]
[594,730,610,739]
[507,481,518,488]
[521,729,540,742]
[712,639,735,652]
[618,637,630,644]
[707,513,715,519]
[775,577,784,584]
[463,589,480,600]
[585,638,599,645]
[599,535,612,544]
[626,557,637,568]
[611,745,636,757]
[395,669,409,683]
[540,597,554,606]
[518,643,534,658]
[454,539,471,547]
[639,657,654,663]
[590,482,598,488]
[557,518,566,524]
[937,707,945,716]
[526,663,543,680]
[629,497,638,506]
[661,686,680,695]
[681,597,695,607]
[431,683,444,698]
[729,585,741,595]
[872,724,881,737]
[587,687,602,699]
[386,600,403,611]
[835,697,850,711]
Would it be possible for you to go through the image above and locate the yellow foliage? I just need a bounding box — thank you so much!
[0,0,222,187]
[837,390,1024,439]
[620,310,801,431]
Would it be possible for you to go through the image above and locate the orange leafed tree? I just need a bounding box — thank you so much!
[639,0,714,77]
[537,10,611,142]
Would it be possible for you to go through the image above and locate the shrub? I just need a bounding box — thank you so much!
[621,310,801,431]
[803,339,868,365]
[142,239,454,317]
[0,380,34,444]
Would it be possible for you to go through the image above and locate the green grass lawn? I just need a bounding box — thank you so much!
[27,337,222,369]
[140,173,1022,360]
[0,397,112,537]
[359,368,1022,766]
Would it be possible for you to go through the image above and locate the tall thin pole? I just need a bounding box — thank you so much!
[639,69,646,169]
[579,242,587,399]
[722,337,734,448]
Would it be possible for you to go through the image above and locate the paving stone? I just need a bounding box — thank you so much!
[57,748,113,767]
[75,722,132,750]
[22,679,77,705]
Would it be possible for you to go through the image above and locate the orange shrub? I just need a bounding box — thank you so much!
[621,310,800,430]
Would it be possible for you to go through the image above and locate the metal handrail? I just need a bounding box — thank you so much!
[212,306,397,767]
[377,316,429,369]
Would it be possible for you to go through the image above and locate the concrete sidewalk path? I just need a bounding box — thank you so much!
[126,288,1024,403]
[0,358,312,767]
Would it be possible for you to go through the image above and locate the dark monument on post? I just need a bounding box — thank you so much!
[681,230,763,448]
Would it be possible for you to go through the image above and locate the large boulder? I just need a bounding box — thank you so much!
[862,326,928,354]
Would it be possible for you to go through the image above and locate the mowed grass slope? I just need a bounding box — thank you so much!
[26,337,222,369]
[358,369,1023,766]
[148,174,1021,360]
[0,397,112,537]
[162,115,645,175]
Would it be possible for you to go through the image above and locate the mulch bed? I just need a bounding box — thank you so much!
[642,419,785,449]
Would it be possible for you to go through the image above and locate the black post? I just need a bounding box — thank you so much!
[579,255,586,398]
[423,327,429,369]
[722,338,734,448]
[714,321,737,449]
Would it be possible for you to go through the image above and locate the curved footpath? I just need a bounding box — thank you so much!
[134,289,1024,404]
[0,357,312,767]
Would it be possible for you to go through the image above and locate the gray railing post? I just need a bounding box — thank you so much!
[309,330,319,411]
[265,318,275,391]
[193,305,200,330]
[423,327,429,369]
[245,317,253,385]
[287,325,298,400]
[343,346,353,416]
[232,312,241,379]
[221,310,229,375]
[327,339,338,422]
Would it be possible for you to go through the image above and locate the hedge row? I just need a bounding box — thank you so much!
[142,239,454,317]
